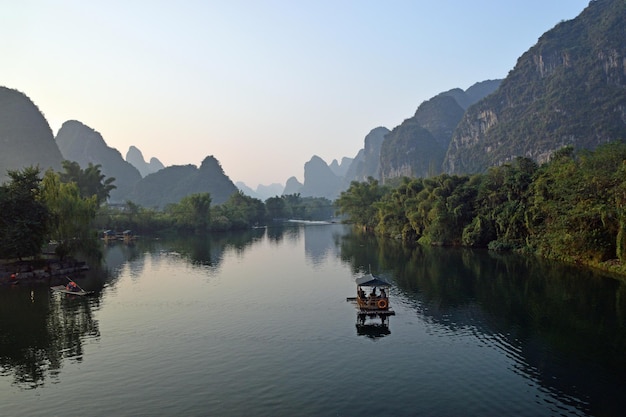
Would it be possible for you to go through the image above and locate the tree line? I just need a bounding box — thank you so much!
[336,141,626,275]
[96,191,334,235]
[0,161,334,261]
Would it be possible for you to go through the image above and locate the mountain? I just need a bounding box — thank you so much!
[126,145,164,177]
[299,155,343,200]
[381,80,501,181]
[344,126,389,183]
[236,182,259,198]
[55,120,142,202]
[444,0,626,174]
[256,183,284,200]
[125,155,238,209]
[283,176,303,195]
[0,87,63,183]
[237,182,284,200]
[329,157,353,178]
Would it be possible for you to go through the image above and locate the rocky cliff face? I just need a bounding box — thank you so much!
[380,80,501,182]
[329,157,353,178]
[444,0,626,174]
[0,87,63,183]
[55,120,142,202]
[299,155,343,200]
[126,145,165,177]
[344,126,389,184]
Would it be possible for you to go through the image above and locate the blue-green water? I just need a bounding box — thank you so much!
[1,224,625,416]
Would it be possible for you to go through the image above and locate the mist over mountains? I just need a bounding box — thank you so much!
[1,0,625,207]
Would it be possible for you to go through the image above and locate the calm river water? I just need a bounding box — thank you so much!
[1,223,625,416]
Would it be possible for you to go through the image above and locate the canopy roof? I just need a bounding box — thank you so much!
[355,274,391,288]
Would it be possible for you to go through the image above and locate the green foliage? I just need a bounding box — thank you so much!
[41,170,99,259]
[211,191,264,231]
[0,167,50,260]
[59,160,116,205]
[339,141,626,274]
[165,192,213,234]
[336,178,390,230]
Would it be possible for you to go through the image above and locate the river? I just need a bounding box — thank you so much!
[1,223,625,416]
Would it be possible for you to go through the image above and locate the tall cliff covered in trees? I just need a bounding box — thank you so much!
[444,0,626,174]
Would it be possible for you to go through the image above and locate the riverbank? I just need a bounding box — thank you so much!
[0,259,89,286]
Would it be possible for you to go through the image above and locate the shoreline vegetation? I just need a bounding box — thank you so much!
[3,142,626,283]
[0,162,335,285]
[336,141,626,280]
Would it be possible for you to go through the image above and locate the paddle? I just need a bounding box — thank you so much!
[65,276,88,293]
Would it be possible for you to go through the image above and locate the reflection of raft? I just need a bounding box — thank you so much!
[51,285,94,296]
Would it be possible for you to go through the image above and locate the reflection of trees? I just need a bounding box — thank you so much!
[0,286,99,389]
[339,232,626,415]
[159,229,266,267]
[304,225,347,266]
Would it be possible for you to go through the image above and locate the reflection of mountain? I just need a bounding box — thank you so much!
[0,287,99,388]
[339,236,626,415]
[303,224,348,266]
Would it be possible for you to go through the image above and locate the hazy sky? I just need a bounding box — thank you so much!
[2,0,590,188]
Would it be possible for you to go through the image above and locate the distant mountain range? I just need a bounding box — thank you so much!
[2,0,624,206]
[126,146,164,178]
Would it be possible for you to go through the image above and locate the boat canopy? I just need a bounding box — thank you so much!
[355,274,391,288]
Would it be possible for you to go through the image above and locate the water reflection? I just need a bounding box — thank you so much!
[0,285,100,389]
[339,231,626,416]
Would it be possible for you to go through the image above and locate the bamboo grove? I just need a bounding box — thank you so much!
[336,141,626,273]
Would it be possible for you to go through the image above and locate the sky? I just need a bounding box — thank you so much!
[2,0,591,189]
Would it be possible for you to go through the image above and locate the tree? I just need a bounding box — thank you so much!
[336,177,389,230]
[41,171,98,260]
[165,193,212,234]
[265,196,287,220]
[0,167,50,260]
[59,160,116,205]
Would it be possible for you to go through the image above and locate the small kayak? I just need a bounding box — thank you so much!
[51,285,94,296]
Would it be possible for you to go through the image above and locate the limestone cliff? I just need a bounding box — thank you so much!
[444,0,626,174]
[344,126,389,183]
[299,155,343,200]
[380,80,500,182]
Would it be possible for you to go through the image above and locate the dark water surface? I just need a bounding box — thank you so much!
[1,224,625,416]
